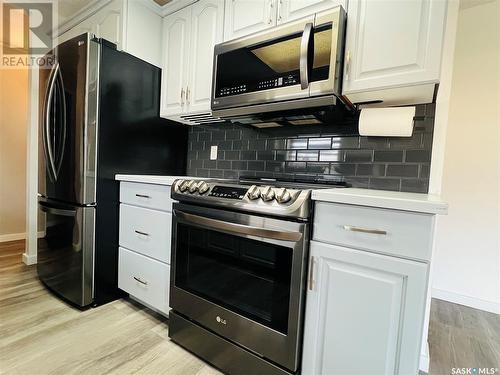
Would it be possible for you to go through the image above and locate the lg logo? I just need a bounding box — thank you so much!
[215,316,227,325]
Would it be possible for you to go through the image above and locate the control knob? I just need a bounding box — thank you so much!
[247,185,261,200]
[179,180,190,192]
[198,181,209,194]
[276,188,291,204]
[187,180,198,193]
[260,186,275,202]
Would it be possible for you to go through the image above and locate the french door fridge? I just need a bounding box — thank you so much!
[37,34,188,307]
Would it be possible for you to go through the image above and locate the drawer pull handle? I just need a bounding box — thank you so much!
[135,194,151,199]
[133,276,148,285]
[342,225,387,235]
[135,230,150,237]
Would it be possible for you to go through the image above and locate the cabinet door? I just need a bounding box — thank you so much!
[342,0,446,94]
[278,0,345,24]
[223,0,276,41]
[124,0,162,67]
[91,0,124,49]
[302,241,428,375]
[187,0,224,114]
[160,7,191,117]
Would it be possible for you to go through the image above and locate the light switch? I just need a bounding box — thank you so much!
[210,145,218,160]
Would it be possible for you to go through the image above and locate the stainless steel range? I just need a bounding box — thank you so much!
[168,176,345,375]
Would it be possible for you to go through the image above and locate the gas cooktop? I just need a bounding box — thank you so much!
[171,175,347,220]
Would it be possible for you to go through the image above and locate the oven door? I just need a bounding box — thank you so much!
[170,203,309,372]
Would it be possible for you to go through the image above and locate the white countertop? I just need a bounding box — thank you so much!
[115,174,199,186]
[312,188,448,215]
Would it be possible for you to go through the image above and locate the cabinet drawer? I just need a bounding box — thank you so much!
[119,204,172,263]
[118,247,170,314]
[120,181,173,212]
[313,202,434,261]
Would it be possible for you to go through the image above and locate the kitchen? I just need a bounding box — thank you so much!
[0,0,499,375]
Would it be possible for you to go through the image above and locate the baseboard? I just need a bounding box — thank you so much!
[22,252,37,265]
[419,342,430,373]
[432,288,500,314]
[0,232,26,242]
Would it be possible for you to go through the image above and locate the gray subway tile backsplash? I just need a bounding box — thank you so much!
[186,104,434,193]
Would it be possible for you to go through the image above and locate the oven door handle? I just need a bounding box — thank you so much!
[175,211,303,242]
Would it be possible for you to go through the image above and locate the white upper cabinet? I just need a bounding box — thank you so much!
[124,0,163,66]
[342,0,447,102]
[277,0,346,24]
[302,241,428,375]
[160,0,224,121]
[188,0,224,113]
[56,1,162,66]
[161,7,192,117]
[223,0,343,41]
[92,0,124,49]
[224,0,275,41]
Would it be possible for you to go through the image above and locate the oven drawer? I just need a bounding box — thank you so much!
[118,247,170,314]
[120,181,173,212]
[313,202,434,261]
[119,204,172,263]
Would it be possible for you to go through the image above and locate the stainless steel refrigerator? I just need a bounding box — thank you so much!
[37,34,187,307]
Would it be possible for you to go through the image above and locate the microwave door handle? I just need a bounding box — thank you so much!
[300,22,313,90]
[175,211,303,242]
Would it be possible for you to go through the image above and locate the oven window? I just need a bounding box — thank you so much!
[175,223,293,334]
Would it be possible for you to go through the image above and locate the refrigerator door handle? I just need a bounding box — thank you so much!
[43,62,60,182]
[38,201,76,217]
[54,66,67,179]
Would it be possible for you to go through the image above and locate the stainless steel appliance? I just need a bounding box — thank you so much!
[37,34,187,307]
[169,176,345,375]
[211,6,352,126]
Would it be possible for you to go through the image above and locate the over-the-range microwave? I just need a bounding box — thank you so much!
[211,6,354,127]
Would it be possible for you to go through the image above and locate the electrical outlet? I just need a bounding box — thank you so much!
[210,145,218,160]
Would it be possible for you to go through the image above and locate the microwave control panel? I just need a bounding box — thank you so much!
[217,73,299,97]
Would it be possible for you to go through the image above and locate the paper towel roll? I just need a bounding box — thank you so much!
[359,107,416,137]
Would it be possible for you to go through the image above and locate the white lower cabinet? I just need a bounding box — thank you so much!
[118,181,174,315]
[118,247,170,314]
[302,241,428,375]
[119,204,172,263]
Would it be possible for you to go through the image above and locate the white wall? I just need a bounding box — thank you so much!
[0,68,29,241]
[0,5,29,242]
[432,0,500,314]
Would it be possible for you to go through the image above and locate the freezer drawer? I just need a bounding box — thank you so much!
[37,199,95,307]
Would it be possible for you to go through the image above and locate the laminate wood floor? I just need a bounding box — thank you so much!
[1,240,499,375]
